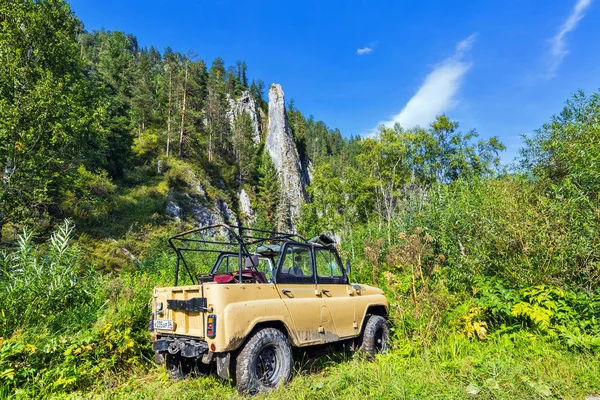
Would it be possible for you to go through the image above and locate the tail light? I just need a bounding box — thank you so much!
[207,314,217,338]
[149,313,154,332]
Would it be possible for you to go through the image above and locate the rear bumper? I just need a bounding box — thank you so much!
[153,335,208,358]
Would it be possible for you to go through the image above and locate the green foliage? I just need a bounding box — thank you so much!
[254,154,280,231]
[0,221,169,398]
[3,1,600,397]
[61,166,117,227]
[83,333,600,399]
[473,278,600,351]
[232,112,257,184]
[522,90,600,198]
[0,0,108,237]
[301,163,372,236]
[421,177,600,290]
[82,29,137,178]
[405,115,505,185]
[0,220,95,336]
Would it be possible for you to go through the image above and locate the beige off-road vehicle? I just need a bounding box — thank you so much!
[149,224,389,394]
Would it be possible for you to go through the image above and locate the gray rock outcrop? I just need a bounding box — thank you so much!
[226,90,260,145]
[265,83,309,230]
[239,188,256,225]
[165,167,237,227]
[167,194,237,227]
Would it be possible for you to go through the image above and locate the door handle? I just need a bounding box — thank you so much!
[321,289,330,295]
[281,289,291,295]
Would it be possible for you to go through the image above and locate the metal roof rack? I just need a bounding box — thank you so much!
[168,224,306,285]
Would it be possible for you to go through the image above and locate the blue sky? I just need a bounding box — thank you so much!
[69,0,599,164]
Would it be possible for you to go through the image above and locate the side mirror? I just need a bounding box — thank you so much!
[345,259,351,275]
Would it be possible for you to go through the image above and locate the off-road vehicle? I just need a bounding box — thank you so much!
[149,224,389,394]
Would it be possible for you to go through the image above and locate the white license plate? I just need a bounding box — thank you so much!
[154,319,173,330]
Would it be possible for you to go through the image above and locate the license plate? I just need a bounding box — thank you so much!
[154,319,173,330]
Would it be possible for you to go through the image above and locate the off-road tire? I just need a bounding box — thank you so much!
[165,354,210,379]
[235,328,292,395]
[165,354,185,380]
[359,315,390,357]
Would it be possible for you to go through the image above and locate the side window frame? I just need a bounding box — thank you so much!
[274,242,316,285]
[314,246,348,285]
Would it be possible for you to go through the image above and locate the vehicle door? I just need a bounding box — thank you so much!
[274,243,332,344]
[315,246,357,338]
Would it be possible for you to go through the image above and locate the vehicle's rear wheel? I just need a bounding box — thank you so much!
[359,315,390,357]
[165,354,185,380]
[164,354,210,379]
[235,328,292,395]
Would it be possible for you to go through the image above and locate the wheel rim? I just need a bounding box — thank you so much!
[253,344,281,386]
[374,327,386,353]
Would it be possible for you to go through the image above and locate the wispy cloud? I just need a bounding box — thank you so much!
[376,33,477,130]
[547,0,593,77]
[356,47,373,56]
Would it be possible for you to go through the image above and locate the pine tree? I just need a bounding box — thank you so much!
[207,58,229,162]
[94,30,136,177]
[255,154,280,231]
[232,113,257,184]
[131,48,155,143]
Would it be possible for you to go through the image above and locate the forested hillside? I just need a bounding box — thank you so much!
[1,1,600,399]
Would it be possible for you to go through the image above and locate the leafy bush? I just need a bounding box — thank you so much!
[414,177,600,290]
[0,222,157,397]
[473,278,600,350]
[60,166,117,226]
[0,220,96,336]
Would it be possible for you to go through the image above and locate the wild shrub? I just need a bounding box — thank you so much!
[419,177,600,290]
[0,220,96,336]
[0,225,155,397]
[472,278,600,351]
[60,166,117,227]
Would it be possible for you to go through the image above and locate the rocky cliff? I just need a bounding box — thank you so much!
[166,84,310,231]
[226,90,260,145]
[165,166,238,227]
[265,83,309,230]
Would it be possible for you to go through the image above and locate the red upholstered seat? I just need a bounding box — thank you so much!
[213,274,235,284]
[213,270,268,284]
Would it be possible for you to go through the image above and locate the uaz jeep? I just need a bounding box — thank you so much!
[149,224,389,394]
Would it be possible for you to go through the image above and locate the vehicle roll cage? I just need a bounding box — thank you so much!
[168,224,306,286]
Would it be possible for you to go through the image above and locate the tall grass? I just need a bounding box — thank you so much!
[0,220,95,336]
[2,174,600,398]
[0,221,156,398]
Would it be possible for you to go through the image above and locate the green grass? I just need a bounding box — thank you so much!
[73,333,600,400]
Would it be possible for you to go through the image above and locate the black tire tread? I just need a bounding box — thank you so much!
[235,327,292,394]
[165,354,185,380]
[360,315,390,357]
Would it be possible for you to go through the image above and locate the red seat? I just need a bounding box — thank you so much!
[213,274,235,284]
[213,269,267,284]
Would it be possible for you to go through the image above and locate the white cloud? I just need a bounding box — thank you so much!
[356,47,373,56]
[547,0,593,76]
[376,33,477,130]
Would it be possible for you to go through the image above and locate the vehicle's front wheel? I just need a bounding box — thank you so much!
[235,328,292,395]
[359,315,390,357]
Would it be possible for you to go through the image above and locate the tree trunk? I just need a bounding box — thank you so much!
[179,61,188,158]
[166,65,172,157]
[208,119,213,163]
